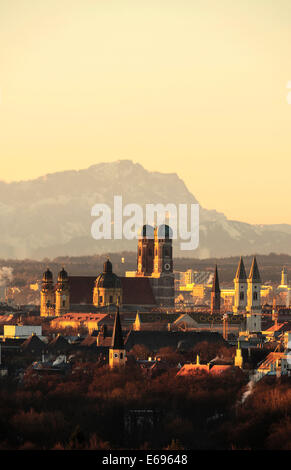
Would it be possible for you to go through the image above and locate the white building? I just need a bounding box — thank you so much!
[3,325,42,339]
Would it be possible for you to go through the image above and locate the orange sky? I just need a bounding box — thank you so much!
[0,0,291,224]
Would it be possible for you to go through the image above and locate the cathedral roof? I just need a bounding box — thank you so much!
[67,276,156,306]
[120,277,156,305]
[248,256,261,282]
[235,257,247,281]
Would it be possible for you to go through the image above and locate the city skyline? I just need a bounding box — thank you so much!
[1,1,291,455]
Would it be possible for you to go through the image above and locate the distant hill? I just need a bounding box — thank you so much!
[0,159,291,259]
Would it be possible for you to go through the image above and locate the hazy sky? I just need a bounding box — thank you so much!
[1,0,291,224]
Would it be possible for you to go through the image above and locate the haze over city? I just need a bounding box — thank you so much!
[1,1,291,224]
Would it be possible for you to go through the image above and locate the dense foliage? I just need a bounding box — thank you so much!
[0,362,246,450]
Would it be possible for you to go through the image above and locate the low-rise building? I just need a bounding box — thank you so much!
[3,324,42,339]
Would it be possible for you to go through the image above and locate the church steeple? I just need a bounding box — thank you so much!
[233,257,247,314]
[246,256,262,331]
[111,306,124,350]
[211,265,221,314]
[248,256,261,283]
[235,257,247,282]
[212,265,220,292]
[109,306,126,369]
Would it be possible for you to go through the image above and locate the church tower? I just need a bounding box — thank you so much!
[55,268,70,316]
[40,268,55,317]
[233,257,247,314]
[109,307,126,369]
[150,224,174,306]
[211,265,221,314]
[246,257,262,332]
[153,224,173,275]
[280,267,288,287]
[137,225,154,276]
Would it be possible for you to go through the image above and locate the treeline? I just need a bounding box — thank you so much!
[1,345,290,449]
[221,375,291,450]
[1,252,290,287]
[0,363,246,450]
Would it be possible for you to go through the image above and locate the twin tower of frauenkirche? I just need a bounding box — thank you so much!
[136,224,173,277]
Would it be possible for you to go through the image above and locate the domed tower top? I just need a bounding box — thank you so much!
[157,224,173,239]
[140,224,154,239]
[58,267,68,282]
[96,259,121,288]
[43,268,53,282]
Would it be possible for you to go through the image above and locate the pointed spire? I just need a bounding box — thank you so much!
[212,265,220,293]
[111,306,124,349]
[248,256,261,282]
[196,354,200,365]
[235,257,247,281]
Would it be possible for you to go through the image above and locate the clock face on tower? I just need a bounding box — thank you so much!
[164,262,171,271]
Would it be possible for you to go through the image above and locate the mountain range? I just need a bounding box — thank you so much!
[0,159,291,260]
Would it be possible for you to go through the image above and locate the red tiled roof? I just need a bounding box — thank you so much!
[68,276,96,304]
[53,313,108,322]
[177,364,210,375]
[210,365,233,375]
[120,277,156,305]
[67,276,156,306]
